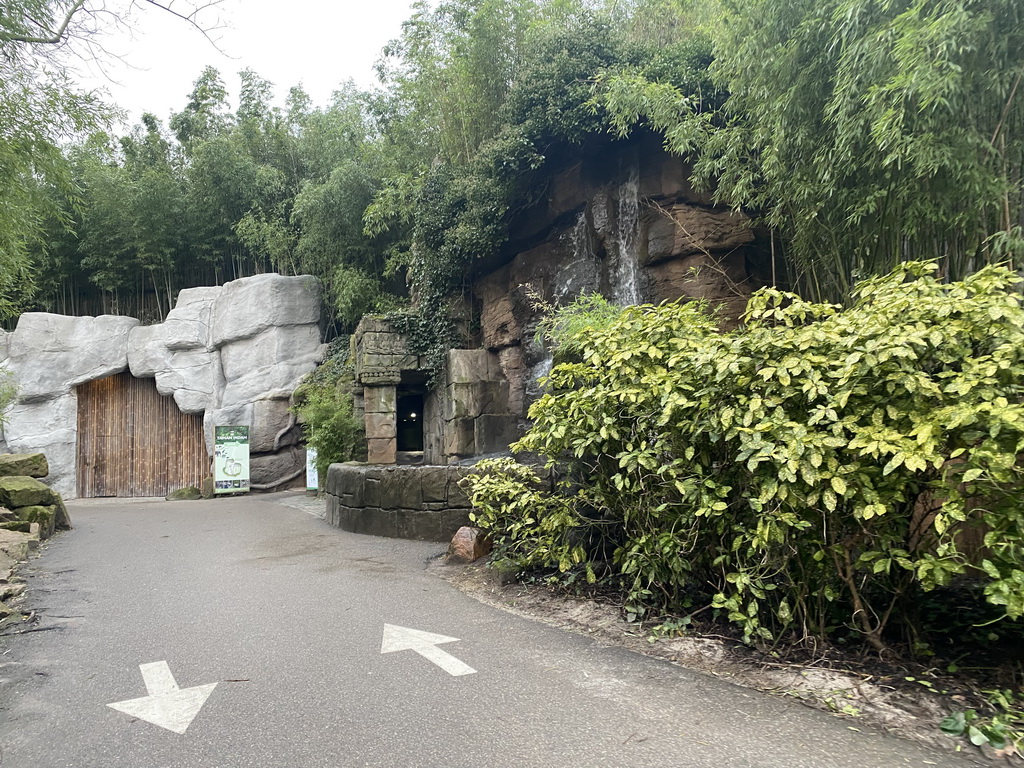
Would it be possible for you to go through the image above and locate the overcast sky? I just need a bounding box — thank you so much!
[72,0,417,127]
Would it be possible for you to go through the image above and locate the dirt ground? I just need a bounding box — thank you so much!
[432,557,1020,764]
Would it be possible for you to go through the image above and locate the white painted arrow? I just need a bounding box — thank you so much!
[380,624,477,677]
[108,661,218,734]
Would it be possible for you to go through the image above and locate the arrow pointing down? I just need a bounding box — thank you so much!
[381,624,477,676]
[108,661,218,734]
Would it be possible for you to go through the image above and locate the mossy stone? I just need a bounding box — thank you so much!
[52,495,72,530]
[0,476,56,509]
[17,505,55,539]
[0,453,48,479]
[166,486,202,501]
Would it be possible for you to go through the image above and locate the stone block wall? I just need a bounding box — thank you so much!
[324,462,475,542]
[352,319,518,466]
[363,386,397,464]
[442,349,516,461]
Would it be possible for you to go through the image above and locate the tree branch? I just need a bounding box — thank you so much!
[1,0,226,49]
[1,0,89,45]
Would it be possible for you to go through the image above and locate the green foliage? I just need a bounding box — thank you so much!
[533,292,624,358]
[0,367,18,421]
[366,0,716,382]
[294,341,365,479]
[942,689,1024,753]
[600,0,1024,303]
[464,263,1024,651]
[0,43,103,317]
[27,69,403,327]
[465,459,594,580]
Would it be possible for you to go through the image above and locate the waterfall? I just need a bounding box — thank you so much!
[612,172,642,307]
[525,356,554,408]
[557,210,597,304]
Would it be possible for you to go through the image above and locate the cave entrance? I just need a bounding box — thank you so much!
[396,382,425,464]
[76,372,209,497]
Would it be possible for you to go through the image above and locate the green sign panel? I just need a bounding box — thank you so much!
[214,426,250,494]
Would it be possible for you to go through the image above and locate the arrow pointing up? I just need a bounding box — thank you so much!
[108,661,218,734]
[381,624,477,677]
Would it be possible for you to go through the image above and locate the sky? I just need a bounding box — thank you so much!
[71,0,418,127]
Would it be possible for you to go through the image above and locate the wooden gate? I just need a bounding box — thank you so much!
[76,372,209,498]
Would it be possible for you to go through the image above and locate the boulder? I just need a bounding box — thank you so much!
[446,526,492,563]
[0,520,39,564]
[165,486,202,501]
[8,313,138,402]
[0,521,31,534]
[162,286,221,351]
[211,274,321,347]
[52,495,72,530]
[0,453,48,479]
[16,505,55,539]
[3,394,77,498]
[0,476,57,509]
[219,325,321,405]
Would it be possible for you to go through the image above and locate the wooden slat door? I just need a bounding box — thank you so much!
[76,372,209,498]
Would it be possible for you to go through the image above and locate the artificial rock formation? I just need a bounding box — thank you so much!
[350,320,516,465]
[343,137,765,475]
[0,274,324,498]
[471,133,770,419]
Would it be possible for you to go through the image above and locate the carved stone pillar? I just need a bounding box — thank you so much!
[363,385,397,464]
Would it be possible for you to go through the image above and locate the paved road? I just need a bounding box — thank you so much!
[0,494,982,768]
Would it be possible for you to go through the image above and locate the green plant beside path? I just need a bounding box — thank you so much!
[464,263,1024,658]
[293,339,364,480]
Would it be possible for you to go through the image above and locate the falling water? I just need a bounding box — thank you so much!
[612,172,642,307]
[557,211,598,303]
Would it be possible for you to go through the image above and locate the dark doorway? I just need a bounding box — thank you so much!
[396,390,424,462]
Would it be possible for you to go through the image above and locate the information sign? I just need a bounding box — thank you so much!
[306,447,319,493]
[214,426,250,494]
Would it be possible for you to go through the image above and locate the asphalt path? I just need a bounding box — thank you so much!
[0,494,984,768]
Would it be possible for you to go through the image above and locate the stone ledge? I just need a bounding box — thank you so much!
[324,463,475,543]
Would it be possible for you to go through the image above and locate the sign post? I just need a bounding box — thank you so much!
[214,426,250,495]
[306,447,319,494]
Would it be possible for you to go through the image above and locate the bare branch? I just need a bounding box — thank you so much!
[1,0,227,52]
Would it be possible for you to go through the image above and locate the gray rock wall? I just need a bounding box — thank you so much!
[0,274,324,498]
[324,463,475,542]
